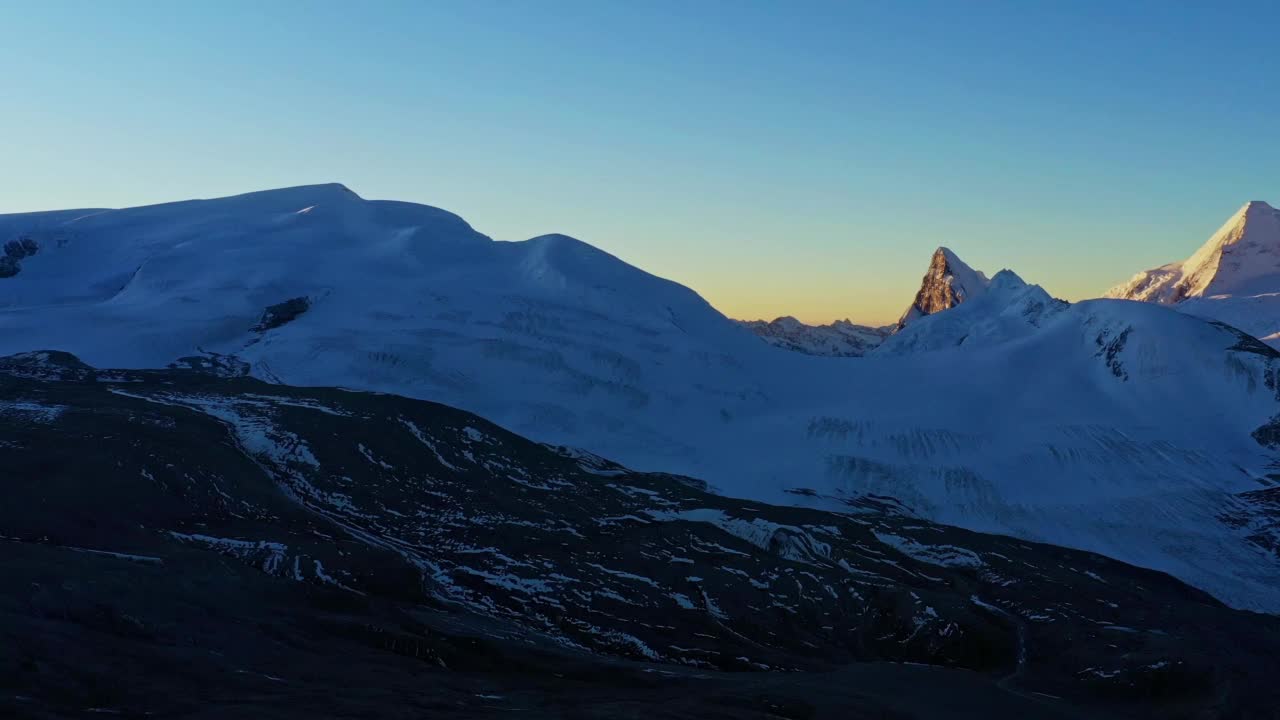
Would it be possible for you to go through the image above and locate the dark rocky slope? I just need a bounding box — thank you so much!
[2,351,1279,718]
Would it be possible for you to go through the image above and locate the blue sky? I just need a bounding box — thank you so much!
[1,1,1276,323]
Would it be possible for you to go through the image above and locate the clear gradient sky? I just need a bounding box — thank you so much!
[1,1,1277,325]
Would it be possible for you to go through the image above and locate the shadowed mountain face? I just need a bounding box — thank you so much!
[3,351,1280,718]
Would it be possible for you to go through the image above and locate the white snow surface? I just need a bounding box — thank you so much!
[4,184,1280,610]
[1107,200,1280,346]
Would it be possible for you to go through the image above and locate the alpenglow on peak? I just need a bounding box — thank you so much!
[895,246,990,330]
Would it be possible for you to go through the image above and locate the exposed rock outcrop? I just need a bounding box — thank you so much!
[896,247,990,330]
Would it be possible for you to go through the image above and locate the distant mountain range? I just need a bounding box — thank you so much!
[734,316,891,357]
[736,247,993,357]
[739,245,1068,357]
[743,201,1280,361]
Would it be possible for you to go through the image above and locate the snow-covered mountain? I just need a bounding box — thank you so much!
[3,185,1280,612]
[737,316,890,356]
[877,269,1068,355]
[896,247,990,330]
[1107,200,1280,346]
[740,247,994,357]
[0,183,769,466]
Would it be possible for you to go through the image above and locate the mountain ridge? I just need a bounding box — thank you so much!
[736,316,892,357]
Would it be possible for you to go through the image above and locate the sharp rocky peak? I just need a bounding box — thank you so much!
[896,247,990,330]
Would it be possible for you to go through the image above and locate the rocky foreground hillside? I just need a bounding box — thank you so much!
[2,351,1279,718]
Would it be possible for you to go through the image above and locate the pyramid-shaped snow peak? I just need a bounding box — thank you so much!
[895,247,990,330]
[1108,200,1280,304]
